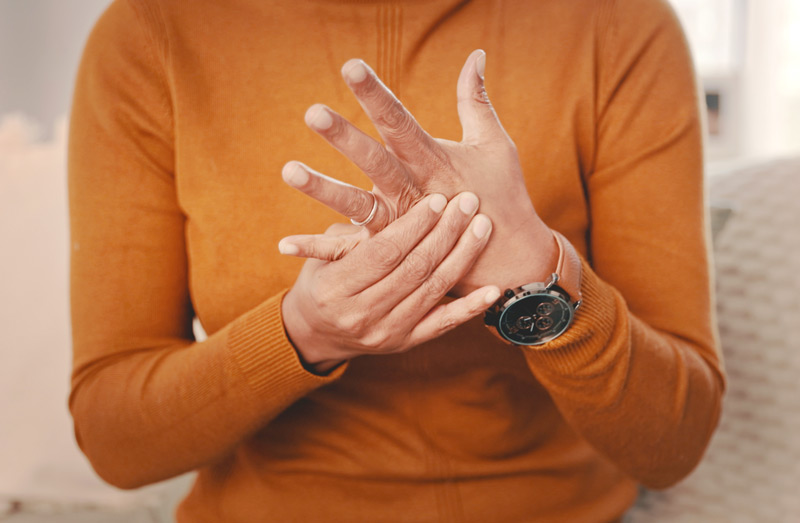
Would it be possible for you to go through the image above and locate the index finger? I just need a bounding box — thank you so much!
[341,59,449,170]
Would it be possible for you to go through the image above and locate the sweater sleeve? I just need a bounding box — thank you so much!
[68,0,345,490]
[521,0,725,489]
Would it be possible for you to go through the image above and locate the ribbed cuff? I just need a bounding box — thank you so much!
[523,259,623,373]
[227,289,347,402]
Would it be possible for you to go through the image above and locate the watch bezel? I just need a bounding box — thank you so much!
[495,285,576,346]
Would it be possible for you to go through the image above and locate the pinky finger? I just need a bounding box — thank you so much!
[404,285,501,348]
[278,231,364,261]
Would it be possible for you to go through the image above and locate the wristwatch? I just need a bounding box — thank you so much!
[484,231,582,346]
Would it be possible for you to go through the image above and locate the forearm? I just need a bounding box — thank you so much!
[522,263,724,488]
[514,0,728,487]
[70,292,343,489]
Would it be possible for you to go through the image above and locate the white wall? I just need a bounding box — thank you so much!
[0,0,191,512]
[0,0,112,128]
[670,0,800,163]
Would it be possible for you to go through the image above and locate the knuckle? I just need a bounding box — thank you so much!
[372,94,399,119]
[305,242,323,260]
[334,312,365,335]
[356,77,384,102]
[360,329,391,350]
[376,102,415,138]
[313,240,339,262]
[311,283,334,307]
[402,249,435,282]
[423,272,452,297]
[361,145,392,174]
[369,236,404,270]
[331,240,351,262]
[399,185,424,209]
[440,217,467,240]
[438,313,459,333]
[327,116,348,141]
[343,192,371,220]
[471,86,491,106]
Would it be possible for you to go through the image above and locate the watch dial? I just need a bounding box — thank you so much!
[498,292,573,345]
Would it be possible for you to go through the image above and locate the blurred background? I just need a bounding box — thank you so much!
[1,0,799,521]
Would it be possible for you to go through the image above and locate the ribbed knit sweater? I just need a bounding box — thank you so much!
[68,0,725,521]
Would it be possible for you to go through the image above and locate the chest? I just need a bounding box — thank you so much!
[168,1,597,332]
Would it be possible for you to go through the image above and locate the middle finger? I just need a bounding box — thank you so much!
[340,59,451,172]
[304,104,415,202]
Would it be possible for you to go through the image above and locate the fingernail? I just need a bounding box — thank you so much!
[471,214,492,238]
[476,51,486,80]
[343,60,368,83]
[282,162,309,187]
[459,192,479,215]
[278,240,299,255]
[305,104,333,130]
[429,193,447,213]
[484,287,501,304]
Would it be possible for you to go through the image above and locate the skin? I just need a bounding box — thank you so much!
[282,194,500,373]
[281,50,562,372]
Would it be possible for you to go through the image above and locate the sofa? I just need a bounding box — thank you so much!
[628,157,800,522]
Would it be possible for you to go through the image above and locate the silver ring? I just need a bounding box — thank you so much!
[350,191,378,227]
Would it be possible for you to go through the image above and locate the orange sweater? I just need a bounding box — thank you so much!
[68,0,725,521]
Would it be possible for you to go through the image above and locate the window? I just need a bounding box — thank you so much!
[670,0,800,163]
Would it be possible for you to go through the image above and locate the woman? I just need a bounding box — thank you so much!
[68,0,724,520]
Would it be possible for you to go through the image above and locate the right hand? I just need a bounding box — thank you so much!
[281,192,500,374]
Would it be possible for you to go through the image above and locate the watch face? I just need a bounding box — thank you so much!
[497,291,573,345]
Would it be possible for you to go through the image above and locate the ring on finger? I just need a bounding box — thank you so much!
[351,191,379,227]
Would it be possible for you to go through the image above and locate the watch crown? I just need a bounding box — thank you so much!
[504,289,516,299]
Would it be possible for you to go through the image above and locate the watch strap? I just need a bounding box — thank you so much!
[551,230,582,303]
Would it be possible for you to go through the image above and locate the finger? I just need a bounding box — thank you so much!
[403,285,501,349]
[341,59,449,169]
[278,230,365,261]
[282,161,391,229]
[304,104,416,202]
[388,212,494,327]
[333,193,448,294]
[456,49,509,145]
[359,192,481,317]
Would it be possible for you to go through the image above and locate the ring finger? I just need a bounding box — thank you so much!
[282,161,393,230]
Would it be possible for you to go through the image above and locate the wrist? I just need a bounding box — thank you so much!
[487,210,559,290]
[483,229,583,347]
[502,218,558,286]
[281,288,347,374]
[449,209,558,296]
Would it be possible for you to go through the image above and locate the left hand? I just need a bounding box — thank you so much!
[280,50,558,295]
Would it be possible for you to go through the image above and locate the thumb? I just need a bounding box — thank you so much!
[457,50,507,144]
